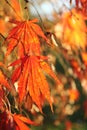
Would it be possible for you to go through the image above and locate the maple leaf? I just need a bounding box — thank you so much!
[5,19,48,57]
[0,111,15,130]
[13,114,36,125]
[62,8,87,50]
[0,111,36,130]
[13,114,36,130]
[9,55,60,112]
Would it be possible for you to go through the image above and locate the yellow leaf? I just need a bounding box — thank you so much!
[62,8,87,50]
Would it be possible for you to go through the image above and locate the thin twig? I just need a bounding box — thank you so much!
[0,33,6,40]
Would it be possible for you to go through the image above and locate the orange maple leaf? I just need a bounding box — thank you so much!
[62,8,87,50]
[5,19,48,57]
[9,55,60,112]
[13,114,36,130]
[0,111,36,130]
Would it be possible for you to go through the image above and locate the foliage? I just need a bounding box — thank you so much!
[0,0,87,130]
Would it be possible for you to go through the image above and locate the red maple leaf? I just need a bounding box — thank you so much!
[0,111,15,130]
[13,114,36,130]
[62,8,87,50]
[9,55,60,112]
[5,19,49,57]
[0,111,36,130]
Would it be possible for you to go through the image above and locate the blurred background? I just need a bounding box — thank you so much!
[0,0,87,130]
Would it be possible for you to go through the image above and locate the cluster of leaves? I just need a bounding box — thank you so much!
[0,0,87,130]
[0,0,60,130]
[51,0,87,127]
